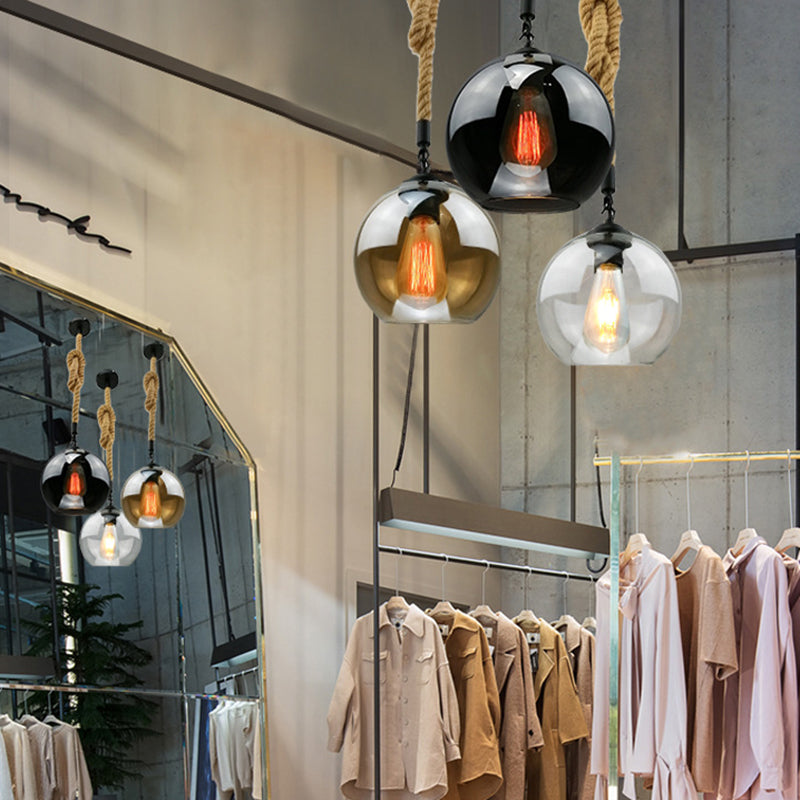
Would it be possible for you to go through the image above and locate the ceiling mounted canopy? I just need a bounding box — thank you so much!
[445,0,614,213]
[354,0,501,323]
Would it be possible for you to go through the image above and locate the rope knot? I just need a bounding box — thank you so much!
[66,333,86,426]
[406,0,441,122]
[143,357,159,443]
[97,387,116,479]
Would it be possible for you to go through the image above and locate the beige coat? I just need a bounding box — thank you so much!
[591,546,697,800]
[561,617,595,800]
[721,537,798,800]
[484,612,543,800]
[436,611,503,800]
[328,603,461,800]
[517,618,588,800]
[674,545,738,794]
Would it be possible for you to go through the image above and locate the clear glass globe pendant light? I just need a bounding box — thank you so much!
[79,371,141,567]
[121,343,186,529]
[537,168,681,365]
[40,320,110,515]
[354,0,500,323]
[445,0,614,212]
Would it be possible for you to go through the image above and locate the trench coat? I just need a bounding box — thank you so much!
[486,612,543,800]
[328,602,461,800]
[434,610,503,800]
[515,618,587,800]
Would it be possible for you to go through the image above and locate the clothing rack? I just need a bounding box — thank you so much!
[379,545,596,583]
[594,449,800,466]
[0,680,259,703]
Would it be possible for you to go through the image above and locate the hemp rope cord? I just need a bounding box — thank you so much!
[580,0,623,114]
[407,0,441,122]
[144,356,159,445]
[97,387,116,481]
[66,332,85,426]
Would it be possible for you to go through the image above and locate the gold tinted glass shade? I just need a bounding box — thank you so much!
[79,508,142,567]
[355,178,500,323]
[121,466,186,529]
[40,448,110,515]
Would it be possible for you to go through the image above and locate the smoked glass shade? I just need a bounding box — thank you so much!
[121,466,186,529]
[40,448,110,515]
[447,49,614,213]
[79,506,141,567]
[537,225,681,365]
[354,177,500,323]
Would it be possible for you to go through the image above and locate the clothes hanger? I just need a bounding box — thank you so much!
[620,459,650,568]
[776,450,800,554]
[513,566,538,625]
[733,451,758,555]
[385,548,410,617]
[428,555,457,623]
[553,572,574,629]
[469,561,498,625]
[672,457,703,566]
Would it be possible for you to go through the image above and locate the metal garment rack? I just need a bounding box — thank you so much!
[378,544,596,583]
[593,450,800,467]
[0,680,259,702]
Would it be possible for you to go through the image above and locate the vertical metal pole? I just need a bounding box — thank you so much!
[677,0,687,249]
[193,470,218,649]
[608,454,621,800]
[570,366,577,522]
[795,235,800,523]
[423,325,430,494]
[6,468,22,659]
[372,315,382,799]
[0,468,14,657]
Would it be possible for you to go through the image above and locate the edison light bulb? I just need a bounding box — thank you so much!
[500,86,557,169]
[59,464,87,510]
[100,522,118,561]
[583,263,630,353]
[140,480,162,522]
[395,215,447,309]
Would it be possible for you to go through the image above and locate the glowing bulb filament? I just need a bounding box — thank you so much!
[583,263,631,354]
[141,482,161,520]
[100,523,117,561]
[396,215,447,309]
[66,468,85,497]
[514,110,543,166]
[500,87,557,170]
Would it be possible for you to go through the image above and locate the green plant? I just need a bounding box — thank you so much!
[25,582,157,791]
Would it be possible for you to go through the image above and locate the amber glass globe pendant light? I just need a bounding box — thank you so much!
[40,319,110,514]
[121,343,186,528]
[446,0,614,212]
[536,0,681,365]
[354,0,500,323]
[79,370,141,567]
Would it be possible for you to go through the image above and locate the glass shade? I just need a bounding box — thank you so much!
[40,448,110,515]
[447,49,614,213]
[537,224,681,365]
[354,176,500,323]
[121,465,186,528]
[79,506,141,567]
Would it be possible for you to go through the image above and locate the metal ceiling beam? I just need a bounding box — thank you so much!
[0,0,426,172]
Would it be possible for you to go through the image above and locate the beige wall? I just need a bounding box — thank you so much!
[0,11,502,800]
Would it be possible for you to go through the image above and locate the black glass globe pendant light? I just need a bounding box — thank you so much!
[40,320,110,515]
[446,0,614,212]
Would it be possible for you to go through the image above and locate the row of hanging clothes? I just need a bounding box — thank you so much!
[328,549,599,800]
[592,450,800,800]
[0,706,91,800]
[194,667,263,800]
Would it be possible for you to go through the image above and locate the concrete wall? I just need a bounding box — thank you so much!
[499,0,800,621]
[0,7,502,800]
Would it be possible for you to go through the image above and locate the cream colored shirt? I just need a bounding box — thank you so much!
[209,699,258,800]
[591,546,697,800]
[19,716,57,800]
[51,721,93,800]
[328,602,461,800]
[0,715,36,800]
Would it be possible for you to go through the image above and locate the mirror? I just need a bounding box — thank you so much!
[0,263,267,800]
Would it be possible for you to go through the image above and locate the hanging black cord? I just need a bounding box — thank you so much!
[391,324,421,487]
[587,435,608,574]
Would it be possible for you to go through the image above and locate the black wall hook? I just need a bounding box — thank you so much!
[143,342,165,361]
[68,319,91,337]
[96,369,119,390]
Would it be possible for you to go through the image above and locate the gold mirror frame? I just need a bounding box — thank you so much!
[0,260,270,798]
